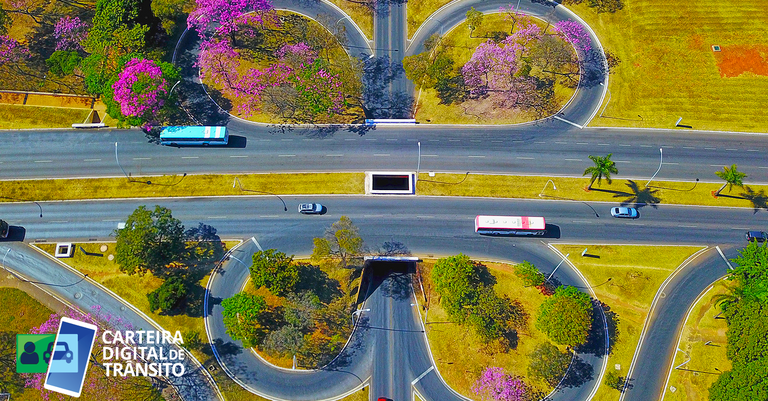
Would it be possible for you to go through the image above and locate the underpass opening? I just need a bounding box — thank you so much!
[357,256,421,306]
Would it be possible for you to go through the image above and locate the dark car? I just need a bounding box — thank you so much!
[610,207,639,219]
[43,341,74,364]
[0,219,8,238]
[298,203,324,214]
[746,231,768,242]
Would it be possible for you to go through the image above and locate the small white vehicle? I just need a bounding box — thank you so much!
[610,207,639,219]
[298,203,324,214]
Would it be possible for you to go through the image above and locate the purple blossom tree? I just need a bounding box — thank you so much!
[112,58,170,126]
[0,35,30,67]
[53,16,89,51]
[197,38,241,92]
[233,62,292,116]
[553,20,592,52]
[461,39,520,97]
[472,367,530,401]
[187,0,276,37]
[276,42,318,69]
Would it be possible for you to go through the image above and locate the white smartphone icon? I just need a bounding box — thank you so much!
[43,316,98,397]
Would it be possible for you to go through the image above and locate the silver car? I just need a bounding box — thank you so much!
[610,207,638,219]
[298,203,324,214]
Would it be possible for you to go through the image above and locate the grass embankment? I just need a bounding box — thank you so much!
[1,172,364,202]
[0,104,91,129]
[417,173,768,209]
[326,0,374,40]
[418,259,557,397]
[407,0,450,39]
[577,0,768,132]
[552,245,704,401]
[664,280,730,401]
[413,14,577,125]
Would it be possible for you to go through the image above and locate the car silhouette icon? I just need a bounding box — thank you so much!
[43,341,74,364]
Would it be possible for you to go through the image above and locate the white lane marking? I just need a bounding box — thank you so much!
[664,162,679,165]
[555,141,568,145]
[207,216,227,219]
[726,148,737,151]
[365,138,377,141]
[325,154,344,157]
[416,215,435,218]
[448,139,460,142]
[683,146,695,149]
[597,143,610,146]
[229,155,248,158]
[259,215,281,218]
[421,154,438,157]
[619,144,631,147]
[553,115,584,128]
[278,154,296,157]
[251,237,263,251]
[709,164,723,167]
[716,246,733,270]
[181,156,199,159]
[491,140,503,143]
[34,160,52,163]
[572,220,596,224]
[101,219,120,222]
[535,141,546,144]
[132,157,151,160]
[259,139,271,142]
[705,147,716,150]
[344,138,356,141]
[576,142,589,145]
[677,225,698,228]
[666,146,674,149]
[747,149,759,152]
[468,155,486,158]
[759,167,768,169]
[386,138,398,141]
[83,158,101,162]
[565,158,583,162]
[639,145,652,148]
[627,223,645,226]
[363,214,385,218]
[614,160,632,163]
[281,139,293,141]
[516,157,534,160]
[411,366,435,385]
[374,154,390,157]
[731,227,748,230]
[49,220,68,223]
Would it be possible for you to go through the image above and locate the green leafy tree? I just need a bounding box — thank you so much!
[715,164,747,196]
[83,0,147,56]
[709,359,768,401]
[151,0,190,34]
[727,240,768,303]
[431,254,483,322]
[311,216,364,268]
[250,249,299,296]
[263,325,305,357]
[221,293,267,347]
[536,285,593,347]
[467,287,527,345]
[0,9,11,35]
[514,261,545,287]
[528,342,572,386]
[466,7,484,37]
[583,153,619,190]
[114,205,186,276]
[588,0,623,13]
[147,275,187,313]
[46,50,82,77]
[604,370,626,391]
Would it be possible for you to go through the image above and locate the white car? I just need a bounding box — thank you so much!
[610,207,639,219]
[298,203,324,214]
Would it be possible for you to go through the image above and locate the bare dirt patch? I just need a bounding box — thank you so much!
[715,45,768,77]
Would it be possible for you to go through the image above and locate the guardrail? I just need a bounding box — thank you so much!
[364,119,417,125]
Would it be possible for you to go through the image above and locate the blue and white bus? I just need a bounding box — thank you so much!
[160,126,228,146]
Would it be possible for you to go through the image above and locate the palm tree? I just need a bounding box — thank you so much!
[714,164,747,196]
[583,154,618,190]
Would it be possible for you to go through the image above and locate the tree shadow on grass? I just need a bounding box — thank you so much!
[741,186,768,213]
[617,180,661,208]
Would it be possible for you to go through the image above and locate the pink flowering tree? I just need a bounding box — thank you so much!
[188,0,276,38]
[234,62,293,116]
[462,40,520,97]
[197,39,241,92]
[472,367,530,401]
[53,16,89,51]
[553,20,592,53]
[111,57,180,127]
[276,42,317,69]
[0,35,30,67]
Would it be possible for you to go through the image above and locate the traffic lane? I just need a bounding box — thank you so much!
[2,127,768,181]
[0,196,765,245]
[205,240,374,400]
[621,247,733,401]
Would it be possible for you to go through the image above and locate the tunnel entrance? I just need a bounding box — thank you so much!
[356,256,420,306]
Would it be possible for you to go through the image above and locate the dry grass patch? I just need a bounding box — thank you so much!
[419,259,557,397]
[0,104,91,129]
[664,280,731,401]
[553,244,704,401]
[326,0,374,40]
[407,0,452,39]
[576,0,768,132]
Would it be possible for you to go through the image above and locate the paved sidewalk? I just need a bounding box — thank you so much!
[0,242,223,401]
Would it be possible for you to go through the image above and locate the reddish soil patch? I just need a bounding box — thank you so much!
[715,45,768,78]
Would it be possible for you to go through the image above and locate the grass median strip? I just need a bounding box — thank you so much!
[1,172,364,202]
[553,244,704,401]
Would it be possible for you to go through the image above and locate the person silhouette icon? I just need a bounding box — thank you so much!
[20,341,39,365]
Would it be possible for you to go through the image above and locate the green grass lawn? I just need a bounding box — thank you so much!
[416,172,768,210]
[0,287,53,333]
[576,0,768,132]
[664,280,730,401]
[412,14,577,125]
[419,259,558,397]
[407,0,451,39]
[0,172,364,202]
[553,245,704,401]
[0,104,91,129]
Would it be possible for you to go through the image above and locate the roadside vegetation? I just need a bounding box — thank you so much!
[664,280,730,401]
[705,241,768,400]
[405,10,583,124]
[222,216,365,369]
[0,104,90,129]
[419,255,594,399]
[552,244,704,401]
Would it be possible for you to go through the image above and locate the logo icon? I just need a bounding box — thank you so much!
[16,334,55,373]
